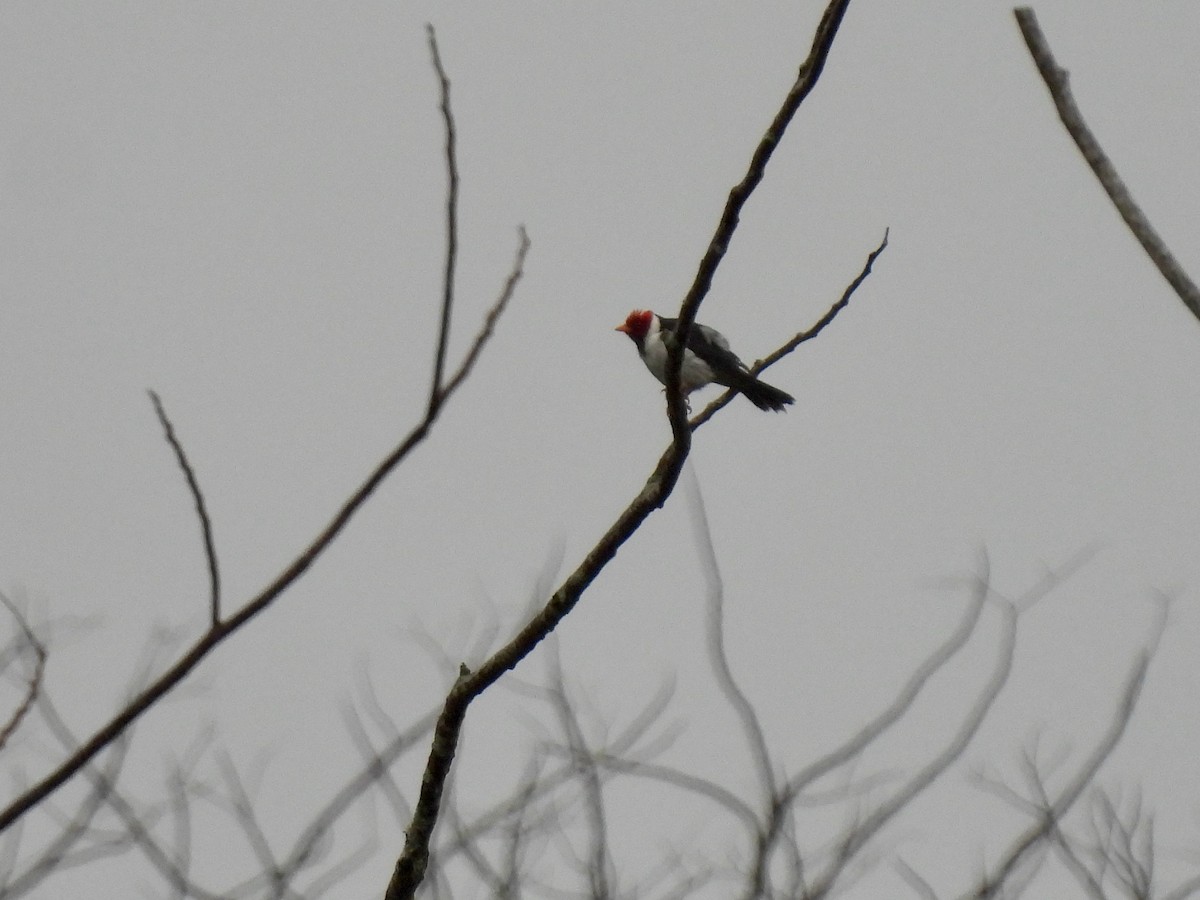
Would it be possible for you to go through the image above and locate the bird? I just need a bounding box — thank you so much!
[615,309,794,412]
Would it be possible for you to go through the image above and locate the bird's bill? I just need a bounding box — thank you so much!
[615,323,631,334]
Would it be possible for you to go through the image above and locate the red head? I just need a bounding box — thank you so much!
[615,309,654,340]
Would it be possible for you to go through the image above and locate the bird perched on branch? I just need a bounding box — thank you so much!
[616,309,794,412]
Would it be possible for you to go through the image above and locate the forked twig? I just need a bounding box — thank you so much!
[0,72,529,848]
[0,593,45,752]
[689,228,888,429]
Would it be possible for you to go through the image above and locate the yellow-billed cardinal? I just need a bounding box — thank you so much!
[616,309,794,412]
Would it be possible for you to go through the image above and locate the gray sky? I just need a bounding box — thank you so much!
[2,3,1199,897]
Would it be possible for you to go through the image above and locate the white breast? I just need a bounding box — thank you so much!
[641,330,715,393]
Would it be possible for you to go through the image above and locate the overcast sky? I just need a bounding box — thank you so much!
[2,4,1199,898]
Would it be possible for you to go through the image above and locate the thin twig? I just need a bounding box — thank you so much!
[786,565,987,801]
[215,752,282,891]
[0,593,45,752]
[445,799,505,896]
[299,836,380,900]
[809,597,1021,899]
[895,858,940,900]
[543,645,613,899]
[969,637,1159,898]
[149,390,221,626]
[4,700,134,899]
[427,24,459,413]
[275,707,438,885]
[684,466,776,806]
[438,231,528,399]
[585,755,759,830]
[36,693,221,900]
[689,227,888,430]
[1049,827,1106,900]
[1014,8,1200,323]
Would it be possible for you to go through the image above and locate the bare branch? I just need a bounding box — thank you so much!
[166,766,196,900]
[36,695,220,900]
[665,0,855,439]
[273,706,438,886]
[0,594,45,752]
[299,835,379,900]
[2,709,133,899]
[1014,8,1200,323]
[1087,789,1154,899]
[148,390,221,626]
[1049,828,1106,900]
[215,753,282,893]
[682,466,784,900]
[496,772,540,899]
[445,800,505,897]
[343,707,414,830]
[426,24,459,413]
[437,231,530,399]
[895,858,941,900]
[386,7,855,895]
[682,566,972,893]
[587,755,759,831]
[788,554,989,801]
[543,646,614,899]
[809,598,1021,898]
[684,466,776,805]
[688,228,888,430]
[968,627,1160,898]
[0,189,528,846]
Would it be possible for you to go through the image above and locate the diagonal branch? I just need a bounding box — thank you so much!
[968,613,1162,899]
[689,227,887,430]
[664,0,855,439]
[543,645,614,899]
[683,466,776,806]
[787,567,987,799]
[4,696,135,899]
[809,599,1021,899]
[273,707,439,887]
[0,235,529,840]
[385,4,856,898]
[1014,8,1200,323]
[34,693,222,900]
[0,593,46,752]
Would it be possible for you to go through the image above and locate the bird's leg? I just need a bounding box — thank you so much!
[660,386,692,412]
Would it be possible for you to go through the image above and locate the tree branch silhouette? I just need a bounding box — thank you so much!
[0,58,529,846]
[967,601,1164,899]
[665,0,856,439]
[385,3,857,896]
[426,23,460,415]
[0,594,44,753]
[148,390,221,626]
[688,227,888,431]
[1014,7,1200,323]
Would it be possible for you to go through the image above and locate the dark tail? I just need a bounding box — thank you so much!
[732,373,794,412]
